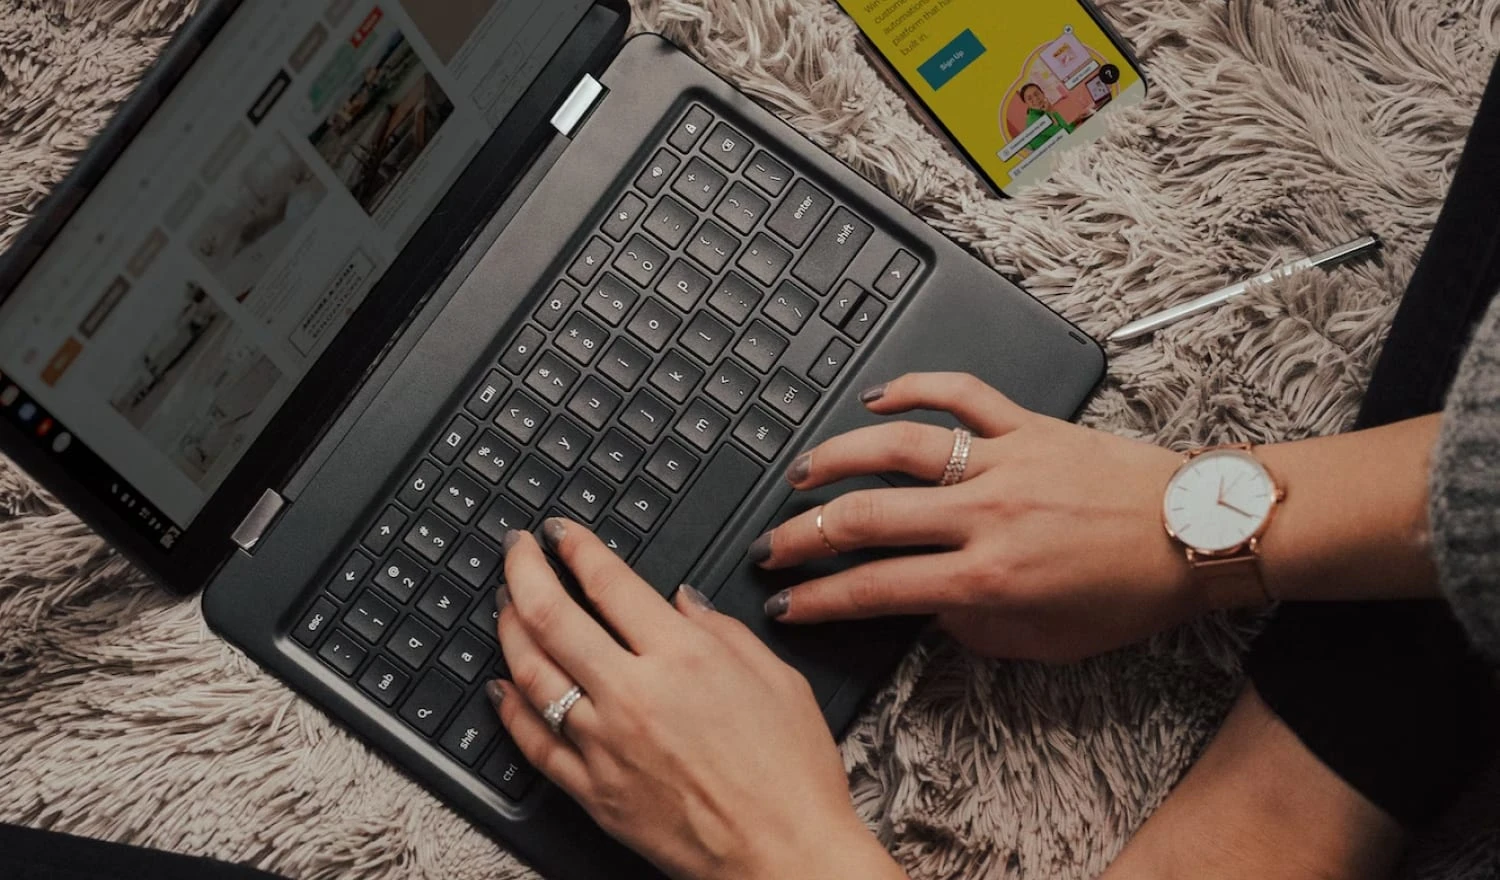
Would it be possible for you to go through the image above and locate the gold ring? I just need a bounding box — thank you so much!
[940,428,974,487]
[815,506,842,556]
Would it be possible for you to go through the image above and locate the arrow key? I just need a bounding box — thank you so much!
[844,294,886,343]
[363,505,409,555]
[876,250,920,299]
[809,338,854,387]
[329,550,374,600]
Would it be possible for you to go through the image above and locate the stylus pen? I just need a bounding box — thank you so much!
[1108,234,1385,343]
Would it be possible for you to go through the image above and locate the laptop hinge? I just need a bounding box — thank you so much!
[232,489,286,554]
[551,74,607,137]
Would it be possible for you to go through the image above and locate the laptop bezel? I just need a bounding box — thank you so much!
[0,0,631,592]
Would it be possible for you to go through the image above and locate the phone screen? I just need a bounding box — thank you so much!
[837,0,1147,195]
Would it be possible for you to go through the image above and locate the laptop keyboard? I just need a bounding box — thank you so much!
[288,102,923,803]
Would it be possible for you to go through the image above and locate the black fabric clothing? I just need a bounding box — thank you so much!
[1246,56,1500,828]
[0,823,284,880]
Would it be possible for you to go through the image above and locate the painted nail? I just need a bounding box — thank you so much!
[484,679,505,711]
[501,529,524,554]
[764,590,791,619]
[785,453,811,485]
[542,518,567,550]
[496,583,511,614]
[747,532,773,565]
[677,584,715,611]
[859,383,888,404]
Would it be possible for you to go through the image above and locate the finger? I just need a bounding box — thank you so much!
[784,421,992,490]
[542,517,681,653]
[860,372,1034,437]
[502,530,629,693]
[764,552,968,624]
[497,595,602,740]
[750,487,968,570]
[488,679,592,799]
[672,584,784,677]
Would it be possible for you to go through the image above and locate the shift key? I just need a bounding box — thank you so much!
[792,208,872,295]
[631,446,763,596]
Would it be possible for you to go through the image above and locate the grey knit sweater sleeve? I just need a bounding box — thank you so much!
[1430,293,1500,662]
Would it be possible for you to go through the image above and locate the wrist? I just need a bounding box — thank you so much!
[742,820,905,880]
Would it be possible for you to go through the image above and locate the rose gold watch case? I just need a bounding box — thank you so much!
[1161,443,1288,563]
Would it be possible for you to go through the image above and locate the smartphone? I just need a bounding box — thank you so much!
[836,0,1149,197]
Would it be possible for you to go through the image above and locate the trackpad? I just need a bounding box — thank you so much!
[705,475,926,708]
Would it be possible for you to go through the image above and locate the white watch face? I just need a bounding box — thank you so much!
[1164,449,1277,553]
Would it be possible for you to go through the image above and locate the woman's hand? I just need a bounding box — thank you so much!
[489,523,907,880]
[751,372,1222,663]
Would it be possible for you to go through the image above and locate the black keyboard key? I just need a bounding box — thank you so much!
[733,320,788,374]
[675,400,730,453]
[707,272,762,325]
[602,192,646,241]
[375,549,427,602]
[590,428,645,482]
[584,273,640,327]
[646,439,700,492]
[686,219,739,274]
[636,148,682,198]
[681,312,733,364]
[440,689,501,766]
[597,518,641,560]
[448,534,502,589]
[525,352,580,405]
[793,208,873,295]
[363,505,407,555]
[767,179,833,248]
[627,296,682,351]
[744,150,792,197]
[733,406,792,461]
[405,510,458,564]
[329,550,374,601]
[615,235,668,289]
[465,430,519,485]
[673,157,728,211]
[877,250,919,298]
[644,196,695,249]
[479,495,532,542]
[433,415,477,465]
[809,338,854,387]
[388,616,441,669]
[704,122,752,171]
[621,390,673,444]
[496,390,548,444]
[416,577,469,629]
[508,456,563,509]
[469,590,501,635]
[398,460,442,510]
[649,350,705,404]
[669,105,714,153]
[481,739,538,801]
[557,313,608,367]
[561,469,614,522]
[658,260,710,312]
[567,239,612,287]
[536,280,581,330]
[501,326,545,374]
[539,415,590,470]
[845,294,886,343]
[437,471,488,524]
[400,669,463,736]
[293,597,339,648]
[762,369,819,424]
[714,181,770,235]
[706,359,757,413]
[765,280,816,334]
[632,446,763,595]
[599,336,650,391]
[357,656,409,707]
[567,376,622,430]
[823,280,862,328]
[466,370,510,420]
[317,629,366,678]
[739,234,792,287]
[617,478,670,532]
[344,590,397,643]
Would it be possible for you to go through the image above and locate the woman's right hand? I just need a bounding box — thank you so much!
[752,373,1239,663]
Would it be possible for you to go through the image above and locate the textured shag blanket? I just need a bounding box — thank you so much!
[1,1,1498,878]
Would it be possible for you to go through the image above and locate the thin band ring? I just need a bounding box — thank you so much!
[939,428,974,487]
[815,506,842,556]
[543,685,585,735]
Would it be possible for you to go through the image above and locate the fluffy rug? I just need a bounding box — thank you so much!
[1,0,1497,878]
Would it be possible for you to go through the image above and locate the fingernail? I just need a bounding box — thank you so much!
[501,529,524,554]
[484,679,505,711]
[785,453,811,485]
[764,590,791,619]
[541,518,567,550]
[747,532,773,565]
[496,583,511,613]
[859,383,887,404]
[677,584,715,611]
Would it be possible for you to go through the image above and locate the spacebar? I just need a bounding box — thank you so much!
[631,446,763,596]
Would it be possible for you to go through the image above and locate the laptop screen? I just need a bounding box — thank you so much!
[0,0,591,549]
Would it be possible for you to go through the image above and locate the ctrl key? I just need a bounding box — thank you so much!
[481,737,538,801]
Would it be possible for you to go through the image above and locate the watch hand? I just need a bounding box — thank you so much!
[1220,499,1256,518]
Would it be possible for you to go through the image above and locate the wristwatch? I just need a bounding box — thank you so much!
[1162,444,1286,604]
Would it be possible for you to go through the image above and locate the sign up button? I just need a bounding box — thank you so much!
[917,29,986,91]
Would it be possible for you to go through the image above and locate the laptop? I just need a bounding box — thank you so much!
[0,2,1105,877]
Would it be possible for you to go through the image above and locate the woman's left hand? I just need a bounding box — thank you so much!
[488,522,907,880]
